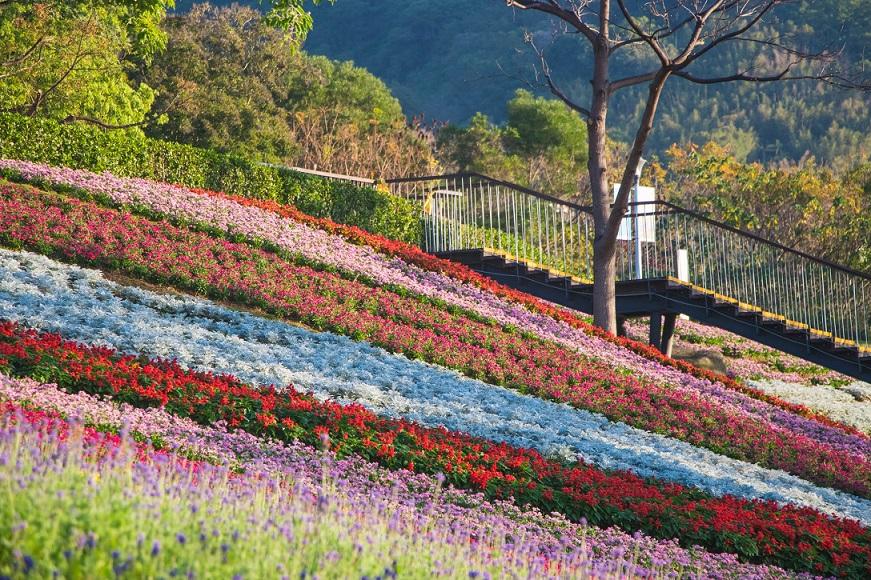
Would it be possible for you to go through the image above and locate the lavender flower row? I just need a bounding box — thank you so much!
[1,403,596,578]
[0,373,811,579]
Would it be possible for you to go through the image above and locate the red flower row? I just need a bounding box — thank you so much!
[0,321,868,577]
[0,182,867,498]
[187,185,861,437]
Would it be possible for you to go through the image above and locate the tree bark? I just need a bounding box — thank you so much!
[592,69,670,334]
[588,16,616,333]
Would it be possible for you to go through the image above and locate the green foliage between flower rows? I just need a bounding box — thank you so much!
[0,112,421,244]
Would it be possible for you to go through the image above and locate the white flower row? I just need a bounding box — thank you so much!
[2,248,868,525]
[748,379,871,433]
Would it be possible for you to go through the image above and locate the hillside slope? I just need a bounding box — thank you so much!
[1,161,870,575]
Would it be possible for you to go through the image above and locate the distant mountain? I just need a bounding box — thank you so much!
[173,1,871,164]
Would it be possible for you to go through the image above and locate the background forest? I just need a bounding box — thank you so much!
[175,0,871,166]
[1,1,869,271]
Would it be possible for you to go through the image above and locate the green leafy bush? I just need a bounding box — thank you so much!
[0,113,422,243]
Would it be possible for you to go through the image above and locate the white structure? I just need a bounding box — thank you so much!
[615,185,657,243]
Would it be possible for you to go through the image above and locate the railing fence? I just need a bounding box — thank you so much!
[387,173,871,347]
[274,168,870,348]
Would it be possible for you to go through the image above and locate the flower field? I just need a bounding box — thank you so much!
[627,317,847,387]
[1,375,813,578]
[624,316,871,433]
[0,178,867,497]
[746,379,871,433]
[2,323,871,577]
[2,249,869,524]
[1,159,853,440]
[0,162,869,577]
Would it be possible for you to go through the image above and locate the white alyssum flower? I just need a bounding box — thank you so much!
[1,248,869,525]
[749,378,871,433]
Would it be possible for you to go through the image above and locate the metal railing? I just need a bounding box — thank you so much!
[388,173,597,282]
[386,173,871,349]
[260,164,376,186]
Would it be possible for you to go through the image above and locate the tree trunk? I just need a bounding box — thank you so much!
[592,234,617,332]
[592,70,671,334]
[590,134,616,332]
[588,38,615,333]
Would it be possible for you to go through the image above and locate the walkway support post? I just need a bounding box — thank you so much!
[649,313,662,351]
[661,313,677,358]
[616,315,628,337]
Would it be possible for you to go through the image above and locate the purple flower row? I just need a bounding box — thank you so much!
[0,372,810,579]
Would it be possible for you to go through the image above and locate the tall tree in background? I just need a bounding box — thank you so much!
[0,1,324,128]
[0,0,174,126]
[504,0,869,334]
[144,4,433,177]
[436,89,588,198]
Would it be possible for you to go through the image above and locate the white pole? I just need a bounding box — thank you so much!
[678,248,690,320]
[677,249,689,282]
[633,158,647,279]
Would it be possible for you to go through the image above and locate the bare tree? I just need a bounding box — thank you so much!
[503,0,868,334]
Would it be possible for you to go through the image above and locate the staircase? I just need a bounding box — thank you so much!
[386,173,871,382]
[440,248,870,381]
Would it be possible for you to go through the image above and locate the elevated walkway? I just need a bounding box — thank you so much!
[386,173,871,382]
[442,248,870,381]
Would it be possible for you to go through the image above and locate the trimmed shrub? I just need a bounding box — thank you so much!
[0,113,421,243]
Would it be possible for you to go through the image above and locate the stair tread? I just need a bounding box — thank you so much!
[435,240,871,381]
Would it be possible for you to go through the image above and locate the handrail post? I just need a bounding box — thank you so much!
[633,177,643,279]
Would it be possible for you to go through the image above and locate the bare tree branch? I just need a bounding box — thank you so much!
[506,0,599,44]
[26,45,89,116]
[676,1,782,67]
[670,0,730,66]
[614,0,670,64]
[609,70,659,91]
[607,69,670,239]
[611,9,697,51]
[673,66,866,90]
[1,35,45,68]
[58,115,150,130]
[525,32,593,118]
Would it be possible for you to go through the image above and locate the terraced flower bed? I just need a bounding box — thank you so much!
[0,180,867,499]
[1,374,812,578]
[4,249,867,524]
[2,159,854,442]
[1,323,869,576]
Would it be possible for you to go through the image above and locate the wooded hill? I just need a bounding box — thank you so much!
[176,0,871,166]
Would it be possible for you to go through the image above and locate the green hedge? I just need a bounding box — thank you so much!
[0,113,422,244]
